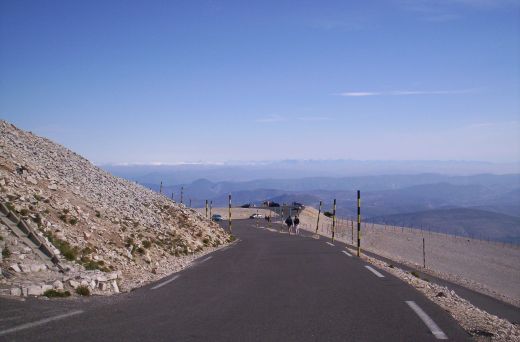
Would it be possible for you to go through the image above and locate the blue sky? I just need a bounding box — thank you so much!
[1,0,519,164]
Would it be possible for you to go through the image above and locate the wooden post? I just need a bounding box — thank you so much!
[423,238,426,269]
[357,190,361,257]
[316,201,322,235]
[332,199,336,242]
[228,194,232,233]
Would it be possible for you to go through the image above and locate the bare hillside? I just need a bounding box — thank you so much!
[0,120,231,297]
[296,207,520,307]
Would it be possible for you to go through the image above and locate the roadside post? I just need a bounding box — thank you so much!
[281,206,284,232]
[209,200,213,218]
[357,190,361,257]
[423,238,426,268]
[205,200,208,218]
[316,200,322,236]
[180,186,184,204]
[228,194,232,233]
[159,181,163,194]
[332,199,336,242]
[171,192,174,200]
[256,209,259,228]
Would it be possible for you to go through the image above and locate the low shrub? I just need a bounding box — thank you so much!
[142,240,152,249]
[19,208,29,216]
[411,271,420,278]
[45,233,78,261]
[2,246,11,258]
[75,286,90,296]
[43,289,71,298]
[69,217,78,225]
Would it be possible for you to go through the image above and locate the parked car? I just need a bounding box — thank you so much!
[211,214,223,221]
[241,204,251,208]
[249,213,264,219]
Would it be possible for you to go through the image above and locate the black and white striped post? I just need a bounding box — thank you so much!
[209,200,213,218]
[332,199,337,242]
[357,190,361,257]
[228,194,232,233]
[316,200,322,235]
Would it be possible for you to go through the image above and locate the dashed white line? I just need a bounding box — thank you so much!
[342,250,352,257]
[326,242,335,246]
[151,275,180,290]
[365,265,385,278]
[0,310,84,336]
[406,301,448,340]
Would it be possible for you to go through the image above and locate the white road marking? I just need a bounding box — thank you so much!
[151,275,180,290]
[406,301,448,340]
[0,310,84,336]
[326,242,335,246]
[365,265,385,278]
[200,256,212,263]
[342,250,352,257]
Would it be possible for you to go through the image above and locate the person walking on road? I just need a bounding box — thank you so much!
[285,216,293,233]
[294,215,300,234]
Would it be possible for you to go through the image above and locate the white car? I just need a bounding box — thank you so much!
[249,214,265,219]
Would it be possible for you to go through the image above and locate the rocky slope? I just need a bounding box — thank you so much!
[0,120,231,297]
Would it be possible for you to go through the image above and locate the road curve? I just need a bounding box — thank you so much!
[0,219,471,341]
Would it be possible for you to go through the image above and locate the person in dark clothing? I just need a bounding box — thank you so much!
[285,216,293,233]
[294,216,300,234]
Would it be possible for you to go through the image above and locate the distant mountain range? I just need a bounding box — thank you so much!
[108,169,520,244]
[370,208,520,244]
[103,160,519,184]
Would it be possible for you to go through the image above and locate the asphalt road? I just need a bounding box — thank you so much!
[0,219,471,341]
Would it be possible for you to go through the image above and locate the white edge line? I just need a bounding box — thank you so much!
[406,301,448,340]
[326,242,335,246]
[365,265,385,278]
[151,275,180,290]
[342,250,352,257]
[200,256,212,263]
[0,310,84,336]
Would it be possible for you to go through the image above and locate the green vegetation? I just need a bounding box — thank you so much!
[5,202,15,212]
[33,194,42,201]
[43,289,71,298]
[45,232,78,261]
[411,271,420,278]
[81,257,110,272]
[324,211,333,218]
[95,210,101,218]
[142,240,152,249]
[2,246,11,258]
[227,235,236,243]
[75,286,90,296]
[19,208,29,216]
[69,217,78,225]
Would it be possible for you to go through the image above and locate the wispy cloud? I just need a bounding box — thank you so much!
[298,116,333,122]
[398,0,519,22]
[338,89,475,97]
[255,115,286,123]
